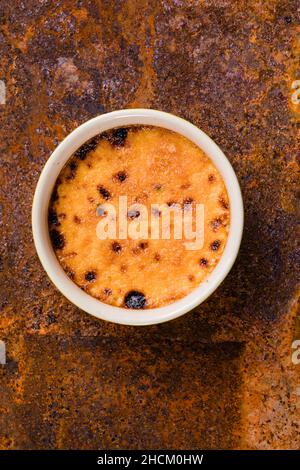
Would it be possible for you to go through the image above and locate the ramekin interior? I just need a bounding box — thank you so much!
[32,109,243,326]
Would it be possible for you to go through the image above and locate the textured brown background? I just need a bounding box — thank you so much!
[0,0,299,450]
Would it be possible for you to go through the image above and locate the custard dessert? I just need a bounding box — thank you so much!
[48,126,230,309]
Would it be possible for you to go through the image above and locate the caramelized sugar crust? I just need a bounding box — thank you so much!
[49,126,230,309]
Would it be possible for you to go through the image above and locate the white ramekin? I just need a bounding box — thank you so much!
[32,109,243,326]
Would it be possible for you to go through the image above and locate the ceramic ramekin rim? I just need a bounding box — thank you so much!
[32,109,244,326]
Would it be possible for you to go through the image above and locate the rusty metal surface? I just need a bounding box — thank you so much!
[0,0,299,449]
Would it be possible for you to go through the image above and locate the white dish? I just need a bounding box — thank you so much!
[32,109,243,326]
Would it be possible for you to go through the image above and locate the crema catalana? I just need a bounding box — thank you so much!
[49,126,230,309]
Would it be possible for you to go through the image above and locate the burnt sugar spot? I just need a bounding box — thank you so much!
[111,241,122,253]
[73,215,81,224]
[50,179,61,202]
[132,241,148,254]
[154,253,161,262]
[50,229,65,250]
[210,240,221,251]
[113,170,128,182]
[48,208,60,226]
[139,241,148,250]
[199,258,208,266]
[64,267,75,280]
[167,201,177,207]
[74,135,100,160]
[188,274,195,282]
[219,196,229,210]
[98,185,111,200]
[103,288,112,296]
[183,197,193,205]
[69,160,77,171]
[183,197,193,210]
[110,127,128,147]
[128,209,140,219]
[85,271,97,282]
[210,217,223,232]
[66,161,77,181]
[120,264,127,273]
[208,174,216,183]
[68,159,78,176]
[124,290,146,309]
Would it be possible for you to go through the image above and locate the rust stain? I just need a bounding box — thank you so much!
[287,26,300,117]
[129,13,157,107]
[0,0,299,450]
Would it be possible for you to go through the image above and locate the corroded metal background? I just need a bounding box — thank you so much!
[0,0,299,449]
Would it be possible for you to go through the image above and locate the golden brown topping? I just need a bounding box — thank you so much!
[49,126,229,308]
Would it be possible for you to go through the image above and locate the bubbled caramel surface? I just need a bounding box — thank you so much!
[49,126,230,308]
